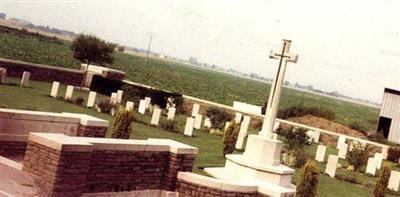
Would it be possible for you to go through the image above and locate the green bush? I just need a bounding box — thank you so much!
[283,149,308,168]
[222,121,240,156]
[277,106,336,120]
[368,132,387,144]
[96,99,114,114]
[276,127,309,150]
[206,107,233,130]
[74,97,85,106]
[387,147,400,163]
[347,142,368,170]
[111,106,134,139]
[296,160,320,197]
[374,165,391,197]
[160,120,178,133]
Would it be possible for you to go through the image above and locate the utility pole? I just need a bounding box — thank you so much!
[145,34,153,62]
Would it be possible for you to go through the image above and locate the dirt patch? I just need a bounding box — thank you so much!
[282,115,367,147]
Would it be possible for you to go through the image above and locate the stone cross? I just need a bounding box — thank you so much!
[260,39,298,139]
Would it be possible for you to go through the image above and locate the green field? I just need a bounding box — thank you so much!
[0,26,379,131]
[1,78,399,197]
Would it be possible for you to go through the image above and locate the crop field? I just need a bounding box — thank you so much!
[0,26,379,131]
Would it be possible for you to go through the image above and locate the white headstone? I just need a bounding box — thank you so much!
[313,131,320,143]
[194,114,203,129]
[234,112,243,123]
[338,143,348,159]
[315,145,327,162]
[167,107,176,120]
[138,99,146,114]
[151,108,162,125]
[374,153,383,170]
[144,97,151,109]
[50,81,60,98]
[0,67,6,84]
[110,93,118,105]
[382,146,389,160]
[388,171,400,191]
[116,90,123,103]
[184,117,195,136]
[20,71,30,87]
[306,130,314,144]
[273,121,280,132]
[65,85,74,100]
[225,121,232,131]
[125,101,134,111]
[87,91,97,107]
[366,157,377,176]
[204,117,212,128]
[191,103,200,117]
[325,155,338,177]
[235,116,250,150]
[337,136,346,149]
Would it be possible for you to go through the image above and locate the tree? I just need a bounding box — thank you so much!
[222,121,240,156]
[374,164,391,197]
[71,34,116,88]
[296,160,320,197]
[111,106,134,139]
[346,141,368,170]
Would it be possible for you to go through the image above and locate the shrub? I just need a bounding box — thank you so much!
[347,142,368,170]
[206,107,233,130]
[222,121,240,156]
[336,174,361,184]
[282,149,308,168]
[111,106,134,139]
[387,147,400,163]
[374,165,391,197]
[74,97,85,106]
[296,160,319,197]
[276,127,309,150]
[96,99,114,114]
[277,106,336,120]
[253,119,263,131]
[368,133,387,144]
[161,120,178,133]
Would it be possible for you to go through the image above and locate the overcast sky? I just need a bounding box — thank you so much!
[1,0,399,103]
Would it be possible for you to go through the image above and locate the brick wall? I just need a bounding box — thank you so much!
[78,125,108,137]
[22,133,197,197]
[0,58,84,86]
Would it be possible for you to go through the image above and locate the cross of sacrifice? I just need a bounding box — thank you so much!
[260,39,298,139]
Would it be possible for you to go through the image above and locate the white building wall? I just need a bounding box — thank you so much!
[380,90,400,143]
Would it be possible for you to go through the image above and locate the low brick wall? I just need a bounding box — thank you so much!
[22,133,198,197]
[176,172,270,197]
[0,58,84,86]
[0,109,108,156]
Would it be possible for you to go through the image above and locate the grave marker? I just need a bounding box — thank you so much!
[306,130,314,144]
[388,171,400,191]
[194,114,203,129]
[337,136,346,149]
[144,97,151,109]
[184,117,195,136]
[315,145,327,162]
[374,153,383,170]
[110,93,118,105]
[20,71,30,87]
[325,155,338,177]
[125,101,134,111]
[234,112,243,123]
[0,67,6,84]
[167,107,176,120]
[191,103,200,117]
[87,91,97,108]
[338,143,348,159]
[203,117,211,128]
[382,146,389,160]
[138,99,146,114]
[313,131,320,143]
[65,85,74,100]
[273,121,280,132]
[235,116,250,150]
[116,90,123,103]
[366,157,377,176]
[50,81,60,98]
[151,108,162,125]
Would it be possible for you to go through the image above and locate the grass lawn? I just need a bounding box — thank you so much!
[1,78,399,197]
[0,26,380,131]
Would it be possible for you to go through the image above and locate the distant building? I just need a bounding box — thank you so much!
[377,88,400,144]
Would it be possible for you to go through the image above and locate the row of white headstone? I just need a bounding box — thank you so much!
[50,81,98,107]
[0,69,31,87]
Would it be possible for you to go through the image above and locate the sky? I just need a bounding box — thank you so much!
[1,0,399,103]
